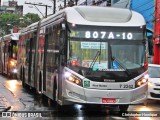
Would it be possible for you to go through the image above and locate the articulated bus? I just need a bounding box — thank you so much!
[17,6,148,111]
[0,33,19,77]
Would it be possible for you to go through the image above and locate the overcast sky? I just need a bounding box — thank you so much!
[2,0,64,18]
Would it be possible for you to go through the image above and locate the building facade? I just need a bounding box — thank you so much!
[153,0,160,64]
[0,0,23,16]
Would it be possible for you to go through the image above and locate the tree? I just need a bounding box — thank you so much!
[0,13,20,34]
[20,13,40,27]
[24,13,40,23]
[0,13,40,35]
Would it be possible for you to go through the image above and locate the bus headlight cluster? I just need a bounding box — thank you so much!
[13,68,18,73]
[65,71,82,86]
[10,60,16,66]
[135,74,148,87]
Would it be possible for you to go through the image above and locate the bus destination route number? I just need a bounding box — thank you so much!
[85,31,133,40]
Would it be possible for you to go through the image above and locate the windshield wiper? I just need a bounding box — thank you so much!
[99,40,102,64]
[86,51,101,75]
[112,56,131,76]
[86,41,102,75]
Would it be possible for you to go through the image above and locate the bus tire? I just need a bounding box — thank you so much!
[119,105,129,112]
[38,72,42,94]
[20,67,23,81]
[1,64,4,75]
[53,77,57,101]
[22,68,26,88]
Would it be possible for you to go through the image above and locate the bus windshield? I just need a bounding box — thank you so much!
[68,40,145,71]
[110,42,145,70]
[67,24,146,72]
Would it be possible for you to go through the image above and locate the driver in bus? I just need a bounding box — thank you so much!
[112,49,128,69]
[119,50,128,63]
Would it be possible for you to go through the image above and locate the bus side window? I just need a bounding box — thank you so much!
[25,40,30,63]
[13,45,18,59]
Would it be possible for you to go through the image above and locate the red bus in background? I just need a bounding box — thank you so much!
[0,33,20,78]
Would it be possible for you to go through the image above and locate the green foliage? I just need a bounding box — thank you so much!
[0,13,20,34]
[24,13,40,23]
[19,13,40,27]
[13,45,18,53]
[0,12,40,35]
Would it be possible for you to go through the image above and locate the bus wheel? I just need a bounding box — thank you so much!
[119,105,129,112]
[38,73,42,94]
[53,77,57,102]
[20,68,23,81]
[22,69,26,88]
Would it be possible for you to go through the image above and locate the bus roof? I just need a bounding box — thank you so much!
[41,6,145,27]
[66,6,145,26]
[74,6,131,23]
[20,6,146,34]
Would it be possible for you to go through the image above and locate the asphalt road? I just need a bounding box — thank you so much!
[0,75,160,120]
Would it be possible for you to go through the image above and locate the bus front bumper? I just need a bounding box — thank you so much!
[63,81,147,105]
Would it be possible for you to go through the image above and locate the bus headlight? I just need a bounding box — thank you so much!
[65,72,82,86]
[10,60,16,66]
[135,74,148,87]
[13,68,18,73]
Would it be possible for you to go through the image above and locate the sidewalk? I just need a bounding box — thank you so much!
[0,94,11,112]
[0,77,11,112]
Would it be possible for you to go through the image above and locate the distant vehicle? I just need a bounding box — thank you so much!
[0,33,19,78]
[148,64,160,100]
[17,6,148,112]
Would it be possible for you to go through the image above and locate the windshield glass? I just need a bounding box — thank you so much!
[68,40,108,71]
[110,41,145,69]
[148,66,160,78]
[68,40,145,71]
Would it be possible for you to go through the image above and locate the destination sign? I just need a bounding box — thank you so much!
[70,31,143,40]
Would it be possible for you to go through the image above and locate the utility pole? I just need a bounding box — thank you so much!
[25,2,52,18]
[106,0,111,6]
[64,0,66,8]
[53,0,56,14]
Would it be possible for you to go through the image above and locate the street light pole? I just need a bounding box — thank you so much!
[45,5,47,18]
[64,0,66,8]
[53,0,56,14]
[25,2,52,18]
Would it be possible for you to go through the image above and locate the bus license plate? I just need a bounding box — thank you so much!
[102,98,116,103]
